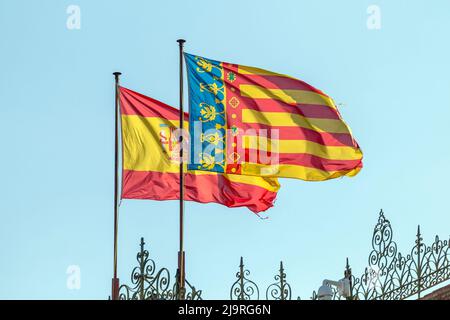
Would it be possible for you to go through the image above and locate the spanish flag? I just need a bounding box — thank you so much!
[185,53,363,181]
[119,87,280,213]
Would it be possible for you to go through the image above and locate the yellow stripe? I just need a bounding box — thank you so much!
[239,84,336,109]
[243,136,362,161]
[238,65,288,77]
[241,163,362,181]
[121,115,180,173]
[225,173,280,192]
[121,114,280,191]
[242,109,351,134]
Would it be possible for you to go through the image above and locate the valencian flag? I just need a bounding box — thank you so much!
[119,87,280,213]
[185,53,363,181]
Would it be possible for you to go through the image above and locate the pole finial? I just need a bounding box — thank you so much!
[113,72,122,76]
[177,39,186,45]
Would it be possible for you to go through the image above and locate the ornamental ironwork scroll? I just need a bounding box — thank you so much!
[266,261,292,300]
[118,237,202,300]
[312,210,450,300]
[230,258,292,300]
[230,257,260,300]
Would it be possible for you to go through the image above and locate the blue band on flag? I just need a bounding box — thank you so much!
[185,53,226,173]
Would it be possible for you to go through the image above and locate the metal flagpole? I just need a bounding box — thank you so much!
[112,71,122,300]
[176,39,186,300]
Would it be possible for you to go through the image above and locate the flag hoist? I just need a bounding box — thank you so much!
[176,38,186,300]
[111,71,121,300]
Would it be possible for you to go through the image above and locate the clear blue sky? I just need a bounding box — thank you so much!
[1,0,449,299]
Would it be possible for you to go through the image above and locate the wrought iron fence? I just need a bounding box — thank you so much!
[118,210,450,300]
[311,210,450,300]
[118,237,202,300]
[229,257,292,300]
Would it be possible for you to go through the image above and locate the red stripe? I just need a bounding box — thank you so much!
[240,122,357,147]
[119,87,188,121]
[238,96,341,120]
[244,149,363,172]
[122,170,277,213]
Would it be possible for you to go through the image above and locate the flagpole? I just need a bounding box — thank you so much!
[112,71,122,300]
[176,39,186,300]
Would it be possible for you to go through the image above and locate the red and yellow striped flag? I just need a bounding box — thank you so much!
[185,53,363,181]
[119,87,280,213]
